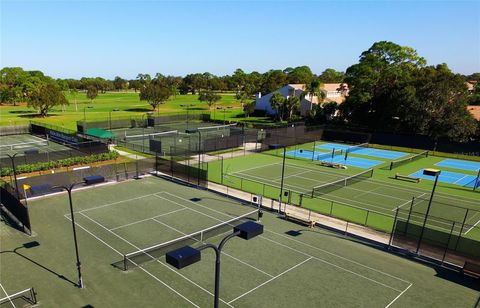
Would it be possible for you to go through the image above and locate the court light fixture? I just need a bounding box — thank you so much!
[166,221,263,308]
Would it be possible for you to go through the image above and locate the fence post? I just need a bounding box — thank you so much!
[441,222,456,264]
[388,208,399,249]
[365,210,369,226]
[329,201,333,216]
[405,197,415,235]
[220,156,224,185]
[299,194,303,207]
[454,209,469,251]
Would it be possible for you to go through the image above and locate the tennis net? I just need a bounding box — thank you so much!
[0,140,48,151]
[198,123,237,132]
[346,142,369,153]
[315,149,343,161]
[124,130,178,141]
[121,209,259,270]
[389,151,428,170]
[311,169,374,197]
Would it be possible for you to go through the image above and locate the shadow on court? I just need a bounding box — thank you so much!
[0,241,78,288]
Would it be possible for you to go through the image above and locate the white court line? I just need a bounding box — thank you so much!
[152,218,275,278]
[228,257,313,304]
[259,236,403,293]
[64,214,199,307]
[385,283,413,308]
[453,174,472,184]
[158,192,410,292]
[229,162,281,176]
[78,211,235,308]
[464,217,480,235]
[77,193,157,214]
[0,283,16,308]
[71,191,412,306]
[109,208,187,231]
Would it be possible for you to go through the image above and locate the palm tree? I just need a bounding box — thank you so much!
[285,96,300,120]
[269,92,286,121]
[301,79,326,107]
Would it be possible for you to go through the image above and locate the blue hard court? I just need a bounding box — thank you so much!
[435,159,480,172]
[409,169,479,188]
[286,149,383,169]
[316,143,408,160]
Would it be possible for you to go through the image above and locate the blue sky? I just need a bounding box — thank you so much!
[1,0,479,79]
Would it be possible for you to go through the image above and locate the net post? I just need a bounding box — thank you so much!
[123,255,128,271]
[31,287,37,304]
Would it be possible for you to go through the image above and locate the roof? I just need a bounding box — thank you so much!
[85,128,115,139]
[468,105,480,120]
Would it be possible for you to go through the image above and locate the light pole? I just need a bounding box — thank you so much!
[415,169,441,253]
[51,177,104,288]
[109,108,120,131]
[83,106,93,121]
[219,106,233,125]
[166,221,263,308]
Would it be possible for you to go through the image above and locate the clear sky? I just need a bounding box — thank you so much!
[1,0,479,79]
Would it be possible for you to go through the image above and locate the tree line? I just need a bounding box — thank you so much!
[1,40,479,140]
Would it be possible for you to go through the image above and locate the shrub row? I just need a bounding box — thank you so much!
[0,151,119,176]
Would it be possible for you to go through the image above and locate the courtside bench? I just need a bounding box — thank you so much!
[462,261,480,279]
[319,161,347,169]
[285,211,317,228]
[395,173,421,183]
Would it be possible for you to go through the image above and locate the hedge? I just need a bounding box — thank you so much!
[0,151,119,176]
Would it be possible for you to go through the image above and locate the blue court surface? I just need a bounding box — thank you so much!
[435,159,480,172]
[409,169,479,188]
[286,149,383,169]
[315,143,407,160]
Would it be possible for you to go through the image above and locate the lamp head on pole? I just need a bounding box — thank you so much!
[423,169,441,177]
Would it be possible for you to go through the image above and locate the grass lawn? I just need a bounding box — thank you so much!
[0,91,271,129]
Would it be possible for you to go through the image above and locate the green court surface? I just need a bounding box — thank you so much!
[1,176,478,307]
[207,150,480,240]
[0,134,72,157]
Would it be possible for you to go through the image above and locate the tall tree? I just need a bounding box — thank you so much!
[301,80,325,106]
[86,86,98,103]
[139,83,171,111]
[198,89,221,109]
[69,88,79,111]
[287,66,314,84]
[318,68,346,83]
[285,96,300,120]
[269,91,286,120]
[342,41,426,128]
[28,82,68,117]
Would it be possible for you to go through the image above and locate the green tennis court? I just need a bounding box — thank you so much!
[1,176,478,307]
[207,151,480,241]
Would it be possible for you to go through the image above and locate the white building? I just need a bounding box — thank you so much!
[255,83,348,116]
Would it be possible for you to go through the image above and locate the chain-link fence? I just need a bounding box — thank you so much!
[390,207,480,267]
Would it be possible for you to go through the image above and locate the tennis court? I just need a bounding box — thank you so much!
[216,153,480,240]
[315,143,408,160]
[0,134,72,157]
[435,158,480,172]
[2,176,479,307]
[410,169,479,188]
[285,149,384,169]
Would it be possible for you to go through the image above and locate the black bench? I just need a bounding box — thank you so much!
[84,175,105,185]
[462,261,480,279]
[285,211,317,228]
[395,173,421,183]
